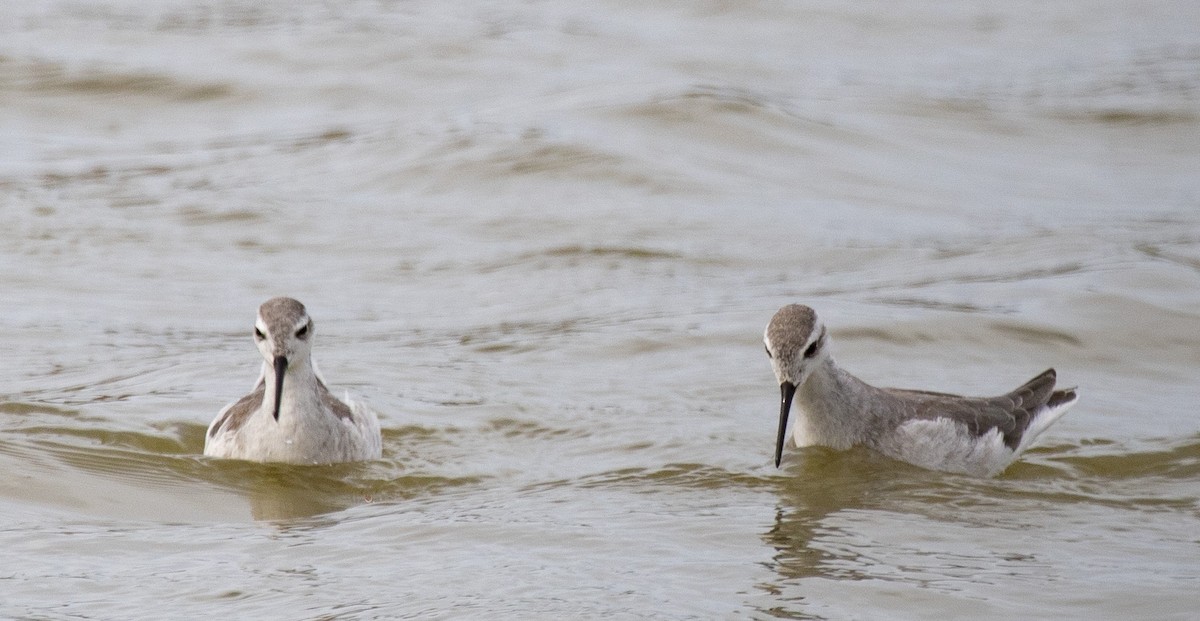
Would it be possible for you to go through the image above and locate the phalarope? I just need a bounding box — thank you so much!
[764,304,1078,476]
[204,297,382,464]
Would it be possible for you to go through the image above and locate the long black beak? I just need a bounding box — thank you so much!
[272,354,288,421]
[775,381,796,467]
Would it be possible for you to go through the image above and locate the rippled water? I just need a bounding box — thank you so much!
[3,1,1199,619]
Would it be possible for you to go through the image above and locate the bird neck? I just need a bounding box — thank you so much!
[261,358,324,413]
[794,357,879,448]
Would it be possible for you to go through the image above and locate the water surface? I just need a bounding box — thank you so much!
[2,1,1199,619]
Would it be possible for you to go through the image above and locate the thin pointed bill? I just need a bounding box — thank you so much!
[775,381,796,467]
[272,355,288,421]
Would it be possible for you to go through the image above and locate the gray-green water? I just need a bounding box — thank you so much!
[2,1,1198,618]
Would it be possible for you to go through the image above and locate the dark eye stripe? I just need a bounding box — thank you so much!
[254,327,265,340]
[764,344,772,359]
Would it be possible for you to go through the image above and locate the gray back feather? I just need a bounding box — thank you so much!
[885,369,1071,450]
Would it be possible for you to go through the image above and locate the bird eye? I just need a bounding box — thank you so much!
[295,323,310,339]
[764,345,772,359]
[803,340,821,359]
[254,328,265,341]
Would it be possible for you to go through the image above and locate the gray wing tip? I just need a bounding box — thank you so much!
[1034,368,1082,410]
[1038,366,1079,404]
[1022,368,1058,388]
[1048,386,1079,409]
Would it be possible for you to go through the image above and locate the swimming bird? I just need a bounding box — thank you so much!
[204,297,382,464]
[763,304,1078,476]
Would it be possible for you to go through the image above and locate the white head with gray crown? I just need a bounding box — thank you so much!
[254,296,316,421]
[763,304,830,466]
